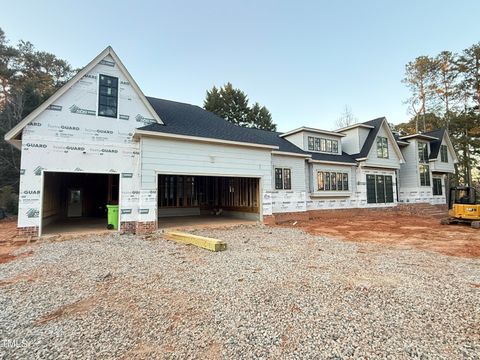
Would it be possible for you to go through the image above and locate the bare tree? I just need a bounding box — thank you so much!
[335,105,357,129]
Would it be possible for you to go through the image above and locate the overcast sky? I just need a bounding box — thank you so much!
[1,0,479,131]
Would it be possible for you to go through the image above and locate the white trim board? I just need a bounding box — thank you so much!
[4,46,163,143]
[134,129,279,150]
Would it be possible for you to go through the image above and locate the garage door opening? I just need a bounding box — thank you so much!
[157,175,260,227]
[41,172,119,235]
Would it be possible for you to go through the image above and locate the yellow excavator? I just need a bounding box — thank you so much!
[441,186,480,228]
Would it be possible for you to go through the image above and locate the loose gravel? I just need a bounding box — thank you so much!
[0,225,479,359]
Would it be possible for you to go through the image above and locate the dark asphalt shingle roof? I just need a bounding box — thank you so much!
[423,128,445,159]
[140,97,366,165]
[308,151,357,164]
[141,97,309,155]
[350,117,385,159]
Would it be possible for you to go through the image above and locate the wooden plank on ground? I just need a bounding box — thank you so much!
[165,231,227,252]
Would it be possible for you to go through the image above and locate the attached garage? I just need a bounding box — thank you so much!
[41,172,119,235]
[157,174,260,222]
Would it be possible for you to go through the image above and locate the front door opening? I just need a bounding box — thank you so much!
[42,172,119,235]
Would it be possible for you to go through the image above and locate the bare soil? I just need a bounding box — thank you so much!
[0,218,30,264]
[279,212,480,258]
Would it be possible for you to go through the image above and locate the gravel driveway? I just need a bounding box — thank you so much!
[0,225,479,359]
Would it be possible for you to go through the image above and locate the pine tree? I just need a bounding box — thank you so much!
[204,83,277,131]
[0,28,75,192]
[247,102,276,131]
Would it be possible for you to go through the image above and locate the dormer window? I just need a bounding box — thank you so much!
[376,136,389,158]
[307,136,338,154]
[98,74,118,118]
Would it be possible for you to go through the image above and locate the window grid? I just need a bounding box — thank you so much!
[307,136,339,154]
[376,136,389,158]
[317,171,349,191]
[275,168,292,190]
[433,178,442,195]
[440,145,448,163]
[98,74,118,118]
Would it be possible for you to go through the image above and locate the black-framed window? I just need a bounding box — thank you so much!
[418,142,428,162]
[343,173,348,191]
[337,173,343,191]
[366,174,394,203]
[275,168,291,190]
[419,164,431,186]
[317,171,349,191]
[306,136,338,154]
[320,138,326,152]
[433,178,442,195]
[440,145,448,162]
[98,74,118,118]
[376,136,389,158]
[308,136,314,151]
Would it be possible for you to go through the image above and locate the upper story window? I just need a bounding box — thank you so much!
[307,136,339,154]
[440,145,448,162]
[376,136,389,158]
[275,168,292,190]
[418,142,429,162]
[98,74,118,118]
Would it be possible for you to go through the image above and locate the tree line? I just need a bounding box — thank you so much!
[0,28,75,212]
[396,42,480,186]
[0,26,478,212]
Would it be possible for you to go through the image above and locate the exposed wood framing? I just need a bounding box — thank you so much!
[158,175,259,213]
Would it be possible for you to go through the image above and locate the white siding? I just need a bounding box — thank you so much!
[306,163,358,210]
[398,141,419,189]
[340,128,360,154]
[282,132,304,149]
[364,122,402,169]
[302,131,343,154]
[140,137,273,216]
[271,155,307,213]
[358,128,370,150]
[430,136,455,173]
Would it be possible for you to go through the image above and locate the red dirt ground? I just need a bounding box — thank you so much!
[0,218,28,264]
[279,212,480,258]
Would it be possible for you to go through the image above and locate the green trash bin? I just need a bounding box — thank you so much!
[106,205,119,230]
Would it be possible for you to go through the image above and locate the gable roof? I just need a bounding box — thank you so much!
[351,117,405,163]
[423,129,445,159]
[140,97,310,155]
[399,133,438,141]
[4,46,162,143]
[352,117,384,159]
